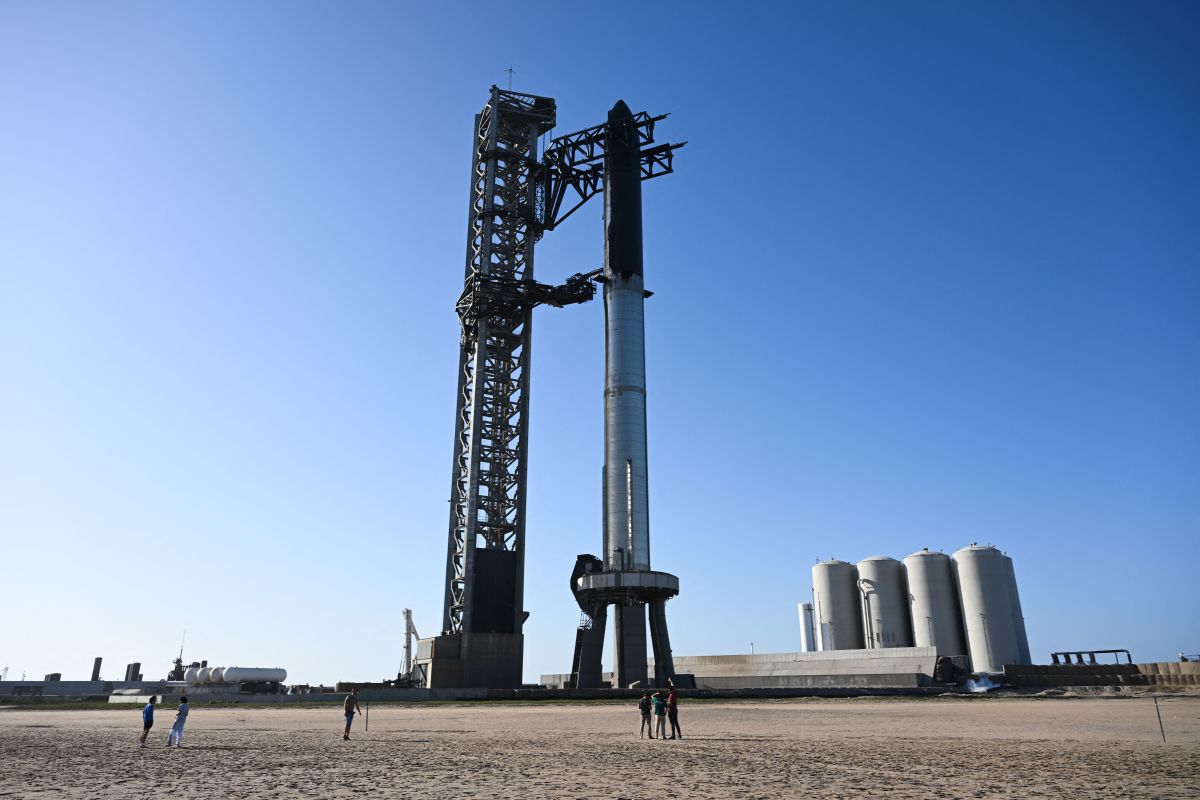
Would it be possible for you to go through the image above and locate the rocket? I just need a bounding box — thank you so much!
[570,98,681,690]
[602,99,651,574]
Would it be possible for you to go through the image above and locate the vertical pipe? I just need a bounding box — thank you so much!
[403,609,413,679]
[625,460,634,569]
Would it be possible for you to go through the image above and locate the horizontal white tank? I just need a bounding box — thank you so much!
[903,548,967,656]
[857,556,914,648]
[209,667,225,684]
[221,667,287,684]
[812,559,864,650]
[954,543,1026,673]
[183,667,199,684]
[195,667,212,684]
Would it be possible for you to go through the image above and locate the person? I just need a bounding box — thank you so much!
[651,690,667,740]
[638,691,654,739]
[139,696,156,747]
[666,684,682,739]
[166,696,189,748]
[342,687,361,741]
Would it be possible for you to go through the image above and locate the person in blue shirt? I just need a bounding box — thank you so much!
[166,696,189,748]
[651,691,668,740]
[139,696,156,748]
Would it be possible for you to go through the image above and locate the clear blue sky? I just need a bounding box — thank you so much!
[1,1,1196,684]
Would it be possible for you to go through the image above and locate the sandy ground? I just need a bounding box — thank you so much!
[0,697,1197,798]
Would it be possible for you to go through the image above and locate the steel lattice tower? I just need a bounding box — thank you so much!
[435,87,553,689]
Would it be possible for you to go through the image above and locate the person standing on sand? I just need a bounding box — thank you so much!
[666,684,682,739]
[139,696,156,748]
[342,688,361,741]
[166,696,189,748]
[638,691,654,739]
[651,690,667,740]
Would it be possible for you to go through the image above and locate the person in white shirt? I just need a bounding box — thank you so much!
[166,696,189,748]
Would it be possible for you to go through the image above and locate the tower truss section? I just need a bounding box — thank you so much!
[429,88,562,689]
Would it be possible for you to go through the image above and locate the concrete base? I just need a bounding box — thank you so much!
[419,632,524,689]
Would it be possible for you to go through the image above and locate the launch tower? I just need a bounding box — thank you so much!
[426,88,683,689]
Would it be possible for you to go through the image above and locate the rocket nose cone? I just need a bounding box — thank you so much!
[608,99,633,121]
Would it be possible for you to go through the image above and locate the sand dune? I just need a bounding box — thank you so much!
[1,697,1197,798]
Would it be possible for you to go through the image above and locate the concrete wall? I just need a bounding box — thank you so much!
[1004,662,1200,687]
[2,681,110,696]
[668,647,937,673]
[542,647,939,690]
[685,673,925,689]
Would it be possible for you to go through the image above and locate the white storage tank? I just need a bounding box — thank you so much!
[954,543,1026,673]
[857,556,914,648]
[812,559,864,650]
[196,667,212,684]
[1002,554,1031,664]
[209,667,225,684]
[183,667,199,684]
[798,602,817,653]
[221,667,287,684]
[903,548,967,656]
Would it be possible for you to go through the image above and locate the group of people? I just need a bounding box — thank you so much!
[135,689,363,749]
[638,683,682,740]
[137,685,682,746]
[137,695,189,748]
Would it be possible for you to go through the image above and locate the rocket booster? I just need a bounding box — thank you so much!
[602,100,651,572]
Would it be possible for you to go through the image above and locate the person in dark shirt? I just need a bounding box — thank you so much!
[638,691,654,739]
[667,684,682,739]
[342,688,361,741]
[139,696,156,748]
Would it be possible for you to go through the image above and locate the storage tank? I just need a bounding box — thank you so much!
[954,543,1024,673]
[209,667,225,684]
[221,667,287,684]
[183,667,199,684]
[811,560,864,650]
[857,556,914,648]
[1002,554,1031,664]
[798,602,816,652]
[903,548,968,656]
[196,667,212,684]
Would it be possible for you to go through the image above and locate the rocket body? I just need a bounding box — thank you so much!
[571,97,681,690]
[602,100,650,572]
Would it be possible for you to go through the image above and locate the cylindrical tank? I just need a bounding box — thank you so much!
[220,667,287,684]
[1001,554,1031,664]
[954,543,1023,673]
[857,556,914,648]
[798,602,816,652]
[183,667,199,684]
[209,667,225,684]
[196,667,212,684]
[903,548,968,656]
[812,560,864,650]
